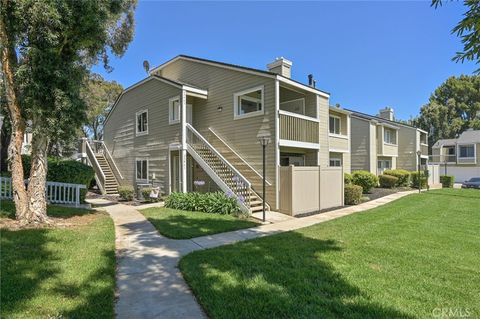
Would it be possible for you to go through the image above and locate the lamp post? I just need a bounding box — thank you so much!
[257,117,271,223]
[416,150,422,193]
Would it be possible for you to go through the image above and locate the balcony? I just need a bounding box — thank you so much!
[279,110,319,147]
[420,144,428,157]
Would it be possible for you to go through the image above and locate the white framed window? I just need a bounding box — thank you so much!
[169,96,180,124]
[458,145,475,158]
[136,158,148,181]
[234,85,264,119]
[377,159,391,173]
[136,110,148,136]
[384,129,396,144]
[329,158,342,167]
[329,115,341,135]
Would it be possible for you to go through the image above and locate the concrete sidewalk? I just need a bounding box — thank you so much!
[89,189,417,319]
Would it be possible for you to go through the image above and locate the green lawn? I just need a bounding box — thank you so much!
[180,189,480,319]
[0,201,115,319]
[140,207,259,239]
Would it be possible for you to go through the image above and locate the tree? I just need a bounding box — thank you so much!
[413,75,480,147]
[432,0,480,72]
[0,0,136,223]
[82,74,123,140]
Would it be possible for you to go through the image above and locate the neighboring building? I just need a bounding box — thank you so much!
[94,55,347,214]
[349,107,428,174]
[431,129,480,182]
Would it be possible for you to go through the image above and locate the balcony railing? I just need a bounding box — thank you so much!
[279,110,319,144]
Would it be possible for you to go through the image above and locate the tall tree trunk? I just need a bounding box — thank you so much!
[26,133,49,223]
[0,6,29,220]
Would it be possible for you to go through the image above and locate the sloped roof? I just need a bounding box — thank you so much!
[458,129,480,143]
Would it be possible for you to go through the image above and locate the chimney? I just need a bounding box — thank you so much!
[308,74,316,88]
[378,107,394,121]
[267,57,292,78]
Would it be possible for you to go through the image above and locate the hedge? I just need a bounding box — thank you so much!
[141,187,161,202]
[352,170,379,193]
[118,185,134,201]
[22,155,94,202]
[440,175,455,188]
[384,169,410,187]
[345,184,363,205]
[344,173,352,185]
[410,171,427,189]
[165,192,240,215]
[379,174,398,188]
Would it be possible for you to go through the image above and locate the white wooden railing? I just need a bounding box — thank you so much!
[85,141,106,194]
[89,140,124,180]
[0,177,86,207]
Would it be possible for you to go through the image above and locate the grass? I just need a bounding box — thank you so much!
[0,201,115,319]
[140,207,259,239]
[180,189,480,319]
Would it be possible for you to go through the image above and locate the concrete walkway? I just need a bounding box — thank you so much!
[90,189,418,319]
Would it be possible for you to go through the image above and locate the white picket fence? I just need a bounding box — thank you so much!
[0,177,86,207]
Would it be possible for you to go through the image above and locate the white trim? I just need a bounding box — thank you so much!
[329,133,349,140]
[279,139,320,150]
[279,98,305,114]
[276,75,330,98]
[329,148,349,153]
[169,96,181,125]
[274,79,280,210]
[183,85,208,96]
[384,142,398,147]
[181,90,187,193]
[278,109,319,123]
[329,158,342,167]
[457,143,476,164]
[135,109,149,136]
[233,85,265,120]
[135,158,149,183]
[329,106,352,115]
[329,114,341,135]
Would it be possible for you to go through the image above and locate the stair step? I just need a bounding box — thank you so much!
[250,206,264,213]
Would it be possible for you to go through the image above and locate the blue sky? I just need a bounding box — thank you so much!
[94,1,475,120]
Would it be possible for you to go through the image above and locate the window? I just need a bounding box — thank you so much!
[234,86,264,119]
[136,159,148,181]
[280,153,305,166]
[136,110,148,135]
[329,116,341,135]
[169,97,180,124]
[329,158,342,167]
[377,159,391,171]
[459,145,475,158]
[384,129,396,144]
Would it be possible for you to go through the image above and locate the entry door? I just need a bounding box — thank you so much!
[171,152,180,192]
[186,104,193,124]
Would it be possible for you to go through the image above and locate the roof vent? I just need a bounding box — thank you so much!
[308,74,316,88]
[267,57,292,78]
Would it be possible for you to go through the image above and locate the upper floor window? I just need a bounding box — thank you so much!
[234,86,264,119]
[136,110,148,136]
[384,128,396,144]
[169,97,180,124]
[329,116,341,135]
[459,145,475,158]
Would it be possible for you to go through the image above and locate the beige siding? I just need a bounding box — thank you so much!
[329,136,349,152]
[382,143,398,157]
[157,59,278,208]
[103,79,182,193]
[317,95,330,167]
[397,127,417,171]
[350,117,371,171]
[329,109,348,135]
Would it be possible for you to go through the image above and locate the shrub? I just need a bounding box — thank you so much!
[440,175,454,188]
[22,155,94,202]
[164,191,240,215]
[352,170,379,193]
[384,169,410,187]
[141,187,161,202]
[344,173,352,185]
[118,185,135,201]
[379,174,398,188]
[344,184,363,205]
[410,171,427,189]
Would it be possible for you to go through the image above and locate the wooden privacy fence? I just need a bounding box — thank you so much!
[279,166,344,216]
[0,177,86,207]
[427,164,440,186]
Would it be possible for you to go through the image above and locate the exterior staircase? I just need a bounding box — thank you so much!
[186,124,267,213]
[96,154,119,195]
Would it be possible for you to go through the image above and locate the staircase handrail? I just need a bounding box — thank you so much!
[91,139,124,180]
[186,123,251,188]
[85,140,106,194]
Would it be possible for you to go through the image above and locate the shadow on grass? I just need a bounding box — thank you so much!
[0,222,115,318]
[0,200,93,219]
[146,213,258,239]
[181,232,415,319]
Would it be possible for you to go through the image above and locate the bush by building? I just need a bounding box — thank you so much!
[352,170,379,193]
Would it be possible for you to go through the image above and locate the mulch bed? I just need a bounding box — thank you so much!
[363,187,415,201]
[0,211,106,231]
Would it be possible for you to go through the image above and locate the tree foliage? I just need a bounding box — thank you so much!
[413,75,480,146]
[0,0,136,222]
[82,73,123,140]
[432,0,480,72]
